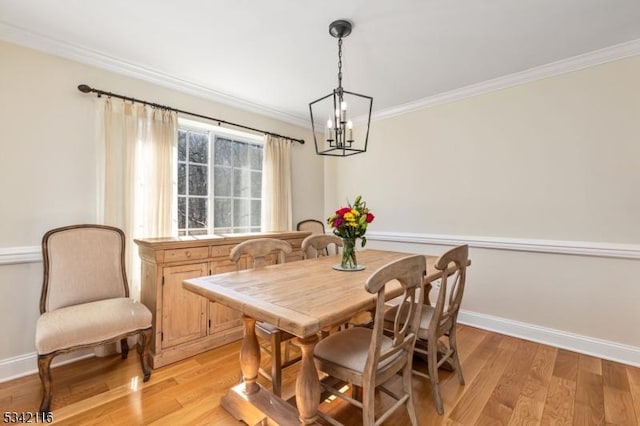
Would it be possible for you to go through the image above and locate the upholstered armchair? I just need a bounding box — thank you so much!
[35,224,152,412]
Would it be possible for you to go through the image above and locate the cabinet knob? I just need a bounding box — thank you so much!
[185,251,191,257]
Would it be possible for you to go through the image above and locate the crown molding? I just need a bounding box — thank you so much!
[3,21,640,131]
[371,38,640,122]
[0,22,310,128]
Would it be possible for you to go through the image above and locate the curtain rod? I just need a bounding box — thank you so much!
[77,84,304,145]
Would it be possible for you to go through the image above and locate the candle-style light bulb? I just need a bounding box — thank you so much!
[347,120,353,141]
[325,119,333,143]
[341,101,347,111]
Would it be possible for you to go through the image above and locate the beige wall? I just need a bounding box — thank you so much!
[0,40,323,360]
[325,56,640,351]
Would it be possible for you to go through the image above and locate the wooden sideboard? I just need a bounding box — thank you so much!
[134,231,310,368]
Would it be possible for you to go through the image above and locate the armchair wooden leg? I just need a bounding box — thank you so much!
[120,338,129,360]
[38,354,54,413]
[137,329,152,382]
[271,333,282,397]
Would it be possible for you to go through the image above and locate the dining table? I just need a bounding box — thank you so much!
[182,248,456,425]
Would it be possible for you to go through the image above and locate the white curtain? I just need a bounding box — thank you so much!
[97,98,177,299]
[261,135,292,232]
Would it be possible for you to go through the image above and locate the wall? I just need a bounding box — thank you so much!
[325,55,640,364]
[0,40,323,378]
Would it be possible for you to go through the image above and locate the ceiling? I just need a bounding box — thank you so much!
[2,0,640,127]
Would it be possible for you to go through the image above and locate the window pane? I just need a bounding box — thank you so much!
[188,165,208,196]
[178,163,186,195]
[251,200,261,227]
[251,171,262,198]
[188,198,207,229]
[189,132,208,164]
[178,197,186,229]
[214,198,232,228]
[234,168,250,197]
[178,130,187,161]
[214,166,231,197]
[233,142,249,168]
[234,199,250,227]
[214,138,233,166]
[250,145,262,170]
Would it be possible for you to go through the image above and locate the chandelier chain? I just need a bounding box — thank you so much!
[337,38,343,89]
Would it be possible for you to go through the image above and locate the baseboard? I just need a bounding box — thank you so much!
[458,310,640,367]
[0,350,94,383]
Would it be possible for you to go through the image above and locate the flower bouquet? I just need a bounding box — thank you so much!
[327,195,375,270]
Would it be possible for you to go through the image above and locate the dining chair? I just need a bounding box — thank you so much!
[229,238,299,397]
[296,218,325,235]
[313,255,426,426]
[387,244,469,415]
[35,224,152,412]
[301,234,342,259]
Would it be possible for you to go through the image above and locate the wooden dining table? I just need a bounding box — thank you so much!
[183,248,451,425]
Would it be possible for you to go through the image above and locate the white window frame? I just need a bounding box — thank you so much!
[177,118,264,236]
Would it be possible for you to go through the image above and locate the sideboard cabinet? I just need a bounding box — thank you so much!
[135,231,310,368]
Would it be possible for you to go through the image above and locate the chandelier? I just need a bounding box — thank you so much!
[309,20,373,156]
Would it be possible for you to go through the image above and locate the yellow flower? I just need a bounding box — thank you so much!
[351,209,360,217]
[343,212,355,222]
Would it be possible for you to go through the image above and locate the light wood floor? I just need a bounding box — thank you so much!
[2,325,639,425]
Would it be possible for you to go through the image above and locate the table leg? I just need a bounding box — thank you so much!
[295,335,321,425]
[240,316,260,394]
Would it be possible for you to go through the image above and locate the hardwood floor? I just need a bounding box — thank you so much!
[2,325,639,425]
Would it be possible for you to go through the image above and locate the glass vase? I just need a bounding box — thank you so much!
[341,237,358,269]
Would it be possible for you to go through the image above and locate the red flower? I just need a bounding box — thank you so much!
[365,213,375,223]
[334,217,343,228]
[337,207,351,215]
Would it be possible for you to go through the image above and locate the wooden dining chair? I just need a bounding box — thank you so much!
[296,219,325,235]
[414,244,469,414]
[229,238,299,397]
[386,245,469,415]
[313,255,426,426]
[36,225,152,412]
[301,234,342,259]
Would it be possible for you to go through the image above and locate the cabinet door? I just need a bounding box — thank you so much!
[209,258,244,334]
[162,263,208,349]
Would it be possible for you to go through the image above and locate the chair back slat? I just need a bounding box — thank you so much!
[365,255,426,377]
[229,238,292,269]
[296,219,325,235]
[301,234,342,259]
[430,245,469,335]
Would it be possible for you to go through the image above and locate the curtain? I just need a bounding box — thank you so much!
[261,135,292,232]
[97,98,177,299]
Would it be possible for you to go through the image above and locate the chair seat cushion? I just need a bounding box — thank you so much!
[384,303,434,340]
[314,327,397,374]
[36,298,152,355]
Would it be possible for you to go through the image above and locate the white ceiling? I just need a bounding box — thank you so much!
[2,0,640,127]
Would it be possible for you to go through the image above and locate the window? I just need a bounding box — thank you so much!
[177,121,263,236]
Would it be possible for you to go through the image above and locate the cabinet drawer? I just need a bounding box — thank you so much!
[210,245,232,258]
[164,247,208,262]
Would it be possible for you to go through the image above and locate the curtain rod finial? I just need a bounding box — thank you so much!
[78,84,92,93]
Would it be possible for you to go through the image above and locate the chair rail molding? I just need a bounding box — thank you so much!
[0,245,41,265]
[367,231,640,260]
